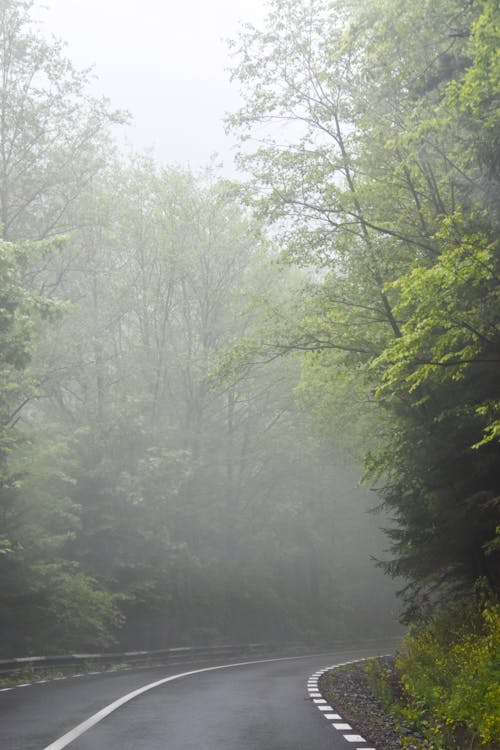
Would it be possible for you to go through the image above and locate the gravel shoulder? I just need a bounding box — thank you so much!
[319,657,420,750]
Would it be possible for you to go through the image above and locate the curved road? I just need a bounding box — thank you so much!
[1,645,390,749]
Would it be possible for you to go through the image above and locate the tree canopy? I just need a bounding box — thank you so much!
[0,0,398,655]
[228,0,500,617]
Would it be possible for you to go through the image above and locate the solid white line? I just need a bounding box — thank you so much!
[42,654,318,750]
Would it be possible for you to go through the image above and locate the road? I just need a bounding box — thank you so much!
[0,645,388,749]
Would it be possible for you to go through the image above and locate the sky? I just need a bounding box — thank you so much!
[36,0,267,173]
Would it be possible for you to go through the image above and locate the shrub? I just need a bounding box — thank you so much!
[397,596,500,747]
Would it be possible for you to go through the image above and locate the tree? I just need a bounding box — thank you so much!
[3,0,401,653]
[0,238,58,556]
[228,0,500,616]
[0,0,127,653]
[0,238,122,655]
[0,0,124,244]
[27,158,396,648]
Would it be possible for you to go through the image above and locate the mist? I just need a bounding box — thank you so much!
[5,0,456,659]
[34,0,267,172]
[0,152,400,653]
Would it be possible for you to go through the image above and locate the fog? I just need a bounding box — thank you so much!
[36,0,266,171]
[0,0,405,658]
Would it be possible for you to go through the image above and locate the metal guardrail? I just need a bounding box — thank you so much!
[0,642,294,675]
[0,636,402,678]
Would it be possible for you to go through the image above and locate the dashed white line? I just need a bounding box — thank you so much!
[306,658,378,749]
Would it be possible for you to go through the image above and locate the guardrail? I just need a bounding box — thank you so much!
[0,642,301,676]
[0,636,402,679]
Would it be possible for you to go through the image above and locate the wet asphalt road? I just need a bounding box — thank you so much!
[0,645,389,750]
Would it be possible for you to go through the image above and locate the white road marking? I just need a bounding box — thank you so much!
[344,735,366,743]
[307,657,380,750]
[42,654,321,750]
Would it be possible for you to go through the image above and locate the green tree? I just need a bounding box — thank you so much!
[0,239,122,655]
[0,0,124,243]
[228,0,500,617]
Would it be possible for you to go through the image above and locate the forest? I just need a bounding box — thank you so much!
[0,0,498,738]
[0,0,398,656]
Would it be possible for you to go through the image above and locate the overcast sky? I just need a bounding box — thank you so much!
[36,0,267,173]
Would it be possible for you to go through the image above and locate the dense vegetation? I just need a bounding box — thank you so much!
[227,0,499,745]
[0,0,396,656]
[363,598,499,748]
[228,0,499,614]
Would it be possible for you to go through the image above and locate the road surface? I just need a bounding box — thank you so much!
[0,645,389,749]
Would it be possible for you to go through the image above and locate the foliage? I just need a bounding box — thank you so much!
[228,0,500,617]
[1,0,402,657]
[395,596,500,748]
[0,238,64,551]
[0,0,125,242]
[362,594,499,749]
